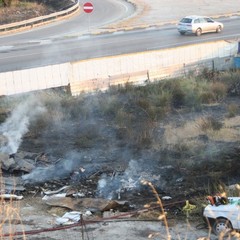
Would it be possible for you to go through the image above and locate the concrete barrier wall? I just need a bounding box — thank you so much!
[0,64,70,96]
[70,40,238,95]
[0,40,238,96]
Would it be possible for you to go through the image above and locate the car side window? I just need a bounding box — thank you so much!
[205,18,214,23]
[180,18,192,23]
[194,19,200,23]
[199,18,206,23]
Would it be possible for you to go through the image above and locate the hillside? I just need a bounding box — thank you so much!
[0,0,72,24]
[1,70,240,200]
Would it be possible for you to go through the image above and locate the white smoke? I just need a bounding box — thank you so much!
[22,150,86,184]
[97,160,142,199]
[0,95,45,154]
[96,159,163,199]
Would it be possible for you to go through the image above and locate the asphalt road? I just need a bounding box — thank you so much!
[0,0,134,44]
[0,17,240,73]
[0,0,240,73]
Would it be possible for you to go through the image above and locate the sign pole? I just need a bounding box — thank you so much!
[83,2,94,33]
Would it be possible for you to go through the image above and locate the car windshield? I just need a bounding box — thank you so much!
[180,18,192,23]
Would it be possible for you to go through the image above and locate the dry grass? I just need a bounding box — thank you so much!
[0,1,53,24]
[0,173,25,239]
[226,103,239,118]
[0,200,26,239]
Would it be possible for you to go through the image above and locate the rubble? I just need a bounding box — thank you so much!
[0,152,14,170]
[55,211,92,225]
[0,176,25,192]
[42,186,70,195]
[44,197,127,212]
[42,193,67,200]
[0,150,47,173]
[0,194,23,200]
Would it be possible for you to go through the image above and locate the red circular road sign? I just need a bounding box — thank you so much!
[83,2,93,13]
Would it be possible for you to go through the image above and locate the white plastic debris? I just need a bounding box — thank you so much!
[55,217,73,225]
[176,177,183,183]
[162,196,172,200]
[43,186,70,195]
[55,211,92,225]
[42,193,67,200]
[0,194,23,200]
[72,192,85,198]
[84,210,92,217]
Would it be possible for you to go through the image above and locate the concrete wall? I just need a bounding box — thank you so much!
[0,40,238,96]
[0,64,70,96]
[69,40,238,95]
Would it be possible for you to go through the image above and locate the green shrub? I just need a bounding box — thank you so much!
[227,103,239,118]
[197,116,223,132]
[98,95,121,117]
[200,68,216,81]
[199,91,215,104]
[197,82,227,104]
[218,70,240,96]
[115,108,132,128]
[172,86,185,108]
[211,82,227,101]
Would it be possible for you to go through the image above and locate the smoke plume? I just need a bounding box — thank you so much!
[97,159,161,200]
[0,95,45,154]
[22,150,86,184]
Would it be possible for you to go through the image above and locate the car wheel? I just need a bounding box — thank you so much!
[195,28,202,36]
[213,218,232,236]
[216,25,222,33]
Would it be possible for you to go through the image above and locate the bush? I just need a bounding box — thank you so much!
[218,70,240,96]
[227,103,239,118]
[211,82,227,101]
[197,116,223,132]
[115,108,132,128]
[171,85,185,108]
[199,91,216,104]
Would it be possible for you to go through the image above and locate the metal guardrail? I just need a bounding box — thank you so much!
[0,0,80,33]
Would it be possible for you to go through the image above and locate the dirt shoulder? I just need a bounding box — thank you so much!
[5,196,213,240]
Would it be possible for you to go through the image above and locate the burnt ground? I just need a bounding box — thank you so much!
[2,89,240,185]
[17,91,240,198]
[0,88,240,234]
[0,81,239,240]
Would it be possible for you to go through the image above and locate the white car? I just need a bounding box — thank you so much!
[203,197,240,236]
[177,15,224,36]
